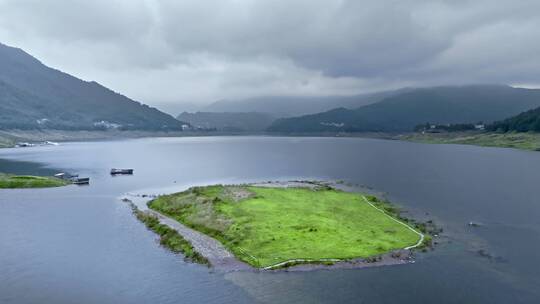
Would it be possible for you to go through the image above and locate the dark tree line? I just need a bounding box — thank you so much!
[488,107,540,132]
[414,123,480,132]
[415,105,540,134]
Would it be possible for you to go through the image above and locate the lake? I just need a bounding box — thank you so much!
[1,136,539,303]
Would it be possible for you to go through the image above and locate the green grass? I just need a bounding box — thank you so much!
[0,142,14,148]
[0,135,15,148]
[403,132,540,151]
[132,207,209,265]
[149,185,421,268]
[0,173,70,189]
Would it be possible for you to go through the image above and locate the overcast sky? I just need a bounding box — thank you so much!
[0,0,539,111]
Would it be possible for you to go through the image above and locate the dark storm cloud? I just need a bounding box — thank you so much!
[0,0,539,105]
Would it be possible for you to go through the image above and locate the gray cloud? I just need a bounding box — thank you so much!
[0,0,539,108]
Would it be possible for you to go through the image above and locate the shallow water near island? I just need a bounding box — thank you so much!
[1,136,540,303]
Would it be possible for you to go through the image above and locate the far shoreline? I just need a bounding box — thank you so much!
[3,128,538,153]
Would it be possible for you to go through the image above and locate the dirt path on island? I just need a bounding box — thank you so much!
[145,209,252,272]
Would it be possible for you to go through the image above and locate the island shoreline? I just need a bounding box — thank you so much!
[125,181,436,272]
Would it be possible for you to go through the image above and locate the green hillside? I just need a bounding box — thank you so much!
[489,107,540,132]
[0,43,186,131]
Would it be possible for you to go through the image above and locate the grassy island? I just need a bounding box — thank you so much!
[149,184,423,268]
[0,173,70,189]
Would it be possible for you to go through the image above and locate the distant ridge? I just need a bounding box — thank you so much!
[0,42,186,131]
[177,112,276,131]
[268,85,540,133]
[203,89,409,117]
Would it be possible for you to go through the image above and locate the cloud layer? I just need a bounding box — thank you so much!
[0,0,539,109]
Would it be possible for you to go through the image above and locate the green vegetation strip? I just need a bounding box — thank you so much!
[0,135,15,148]
[404,132,540,151]
[0,173,70,189]
[149,185,422,268]
[132,207,210,265]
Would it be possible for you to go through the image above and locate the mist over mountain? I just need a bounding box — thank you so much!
[268,85,540,133]
[203,89,408,117]
[4,42,540,136]
[0,43,185,131]
[177,112,276,132]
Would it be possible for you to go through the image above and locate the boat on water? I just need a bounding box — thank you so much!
[54,172,79,179]
[71,177,90,185]
[54,172,89,185]
[468,221,482,227]
[15,142,35,148]
[16,141,59,148]
[110,169,134,175]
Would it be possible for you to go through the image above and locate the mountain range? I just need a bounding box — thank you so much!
[268,85,540,133]
[0,42,185,131]
[177,89,411,131]
[3,42,540,135]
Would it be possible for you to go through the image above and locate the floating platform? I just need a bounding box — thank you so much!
[55,172,90,185]
[110,169,134,175]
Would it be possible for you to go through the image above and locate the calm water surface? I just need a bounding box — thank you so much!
[1,137,539,303]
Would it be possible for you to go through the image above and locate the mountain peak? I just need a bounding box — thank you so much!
[0,43,185,131]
